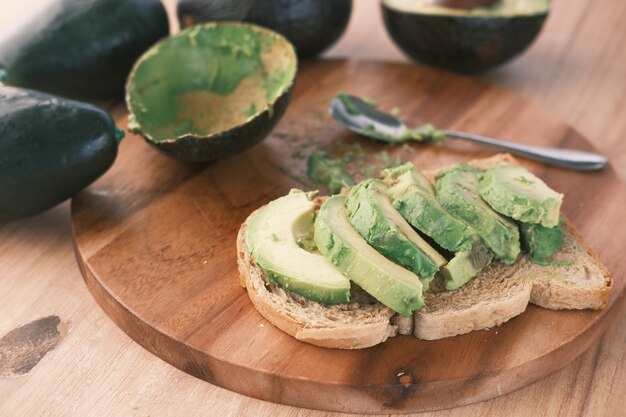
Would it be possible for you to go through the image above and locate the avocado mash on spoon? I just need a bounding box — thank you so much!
[331,94,607,171]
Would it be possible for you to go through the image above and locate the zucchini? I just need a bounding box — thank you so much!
[0,87,123,222]
[0,0,169,99]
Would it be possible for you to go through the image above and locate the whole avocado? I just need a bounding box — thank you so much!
[0,87,123,222]
[177,0,352,58]
[0,0,169,99]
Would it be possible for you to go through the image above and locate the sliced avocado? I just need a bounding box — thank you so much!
[246,190,351,304]
[440,241,493,290]
[478,164,563,227]
[520,215,565,262]
[436,164,520,264]
[345,179,446,286]
[314,195,424,316]
[382,163,475,252]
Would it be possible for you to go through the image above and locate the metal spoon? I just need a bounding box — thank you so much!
[331,94,608,171]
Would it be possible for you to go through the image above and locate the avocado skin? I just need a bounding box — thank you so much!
[520,216,565,261]
[177,0,352,58]
[0,87,119,222]
[0,0,169,99]
[141,85,293,163]
[382,6,547,73]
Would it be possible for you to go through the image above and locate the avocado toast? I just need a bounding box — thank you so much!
[237,154,612,348]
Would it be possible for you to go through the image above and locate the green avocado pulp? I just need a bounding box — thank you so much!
[127,23,297,142]
[383,0,550,16]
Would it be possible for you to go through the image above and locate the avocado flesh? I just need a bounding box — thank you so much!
[246,190,351,304]
[382,163,475,252]
[436,164,520,264]
[346,179,446,287]
[520,215,565,262]
[478,164,563,228]
[127,23,296,142]
[383,163,492,288]
[314,195,424,316]
[440,241,493,290]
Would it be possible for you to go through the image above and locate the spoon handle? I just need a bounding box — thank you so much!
[443,130,608,171]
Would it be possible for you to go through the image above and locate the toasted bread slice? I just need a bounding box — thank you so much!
[237,154,613,347]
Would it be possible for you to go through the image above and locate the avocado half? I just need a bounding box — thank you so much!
[125,22,297,163]
[177,0,352,58]
[382,0,550,73]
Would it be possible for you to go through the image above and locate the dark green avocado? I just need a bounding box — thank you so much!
[126,23,297,163]
[177,0,352,58]
[0,87,123,222]
[381,0,549,73]
[0,0,169,99]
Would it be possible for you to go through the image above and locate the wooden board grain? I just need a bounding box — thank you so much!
[71,60,625,414]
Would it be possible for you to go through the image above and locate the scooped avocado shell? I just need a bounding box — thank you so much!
[126,22,297,162]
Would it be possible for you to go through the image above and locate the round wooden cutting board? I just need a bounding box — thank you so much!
[71,60,625,414]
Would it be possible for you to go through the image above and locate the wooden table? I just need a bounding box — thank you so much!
[1,1,625,416]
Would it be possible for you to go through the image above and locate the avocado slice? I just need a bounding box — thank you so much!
[440,241,493,290]
[245,190,351,304]
[436,164,520,264]
[382,163,475,252]
[382,163,493,289]
[520,215,565,262]
[345,179,446,287]
[478,164,563,227]
[314,195,424,316]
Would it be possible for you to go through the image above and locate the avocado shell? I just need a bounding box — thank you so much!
[381,3,549,73]
[125,22,297,163]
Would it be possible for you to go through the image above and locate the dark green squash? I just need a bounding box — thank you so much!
[0,87,123,222]
[177,0,352,58]
[0,0,169,99]
[382,0,549,73]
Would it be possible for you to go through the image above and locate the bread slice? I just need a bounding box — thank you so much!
[237,154,613,347]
